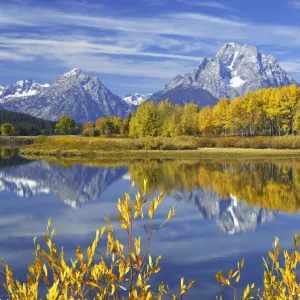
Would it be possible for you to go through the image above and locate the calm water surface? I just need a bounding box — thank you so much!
[0,150,299,299]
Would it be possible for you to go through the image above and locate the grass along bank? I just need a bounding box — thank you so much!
[19,135,300,158]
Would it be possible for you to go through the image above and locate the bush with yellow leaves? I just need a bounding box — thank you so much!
[215,232,300,299]
[1,180,195,299]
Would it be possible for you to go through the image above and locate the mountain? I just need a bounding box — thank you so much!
[152,43,297,106]
[0,69,132,123]
[0,80,49,100]
[123,93,152,106]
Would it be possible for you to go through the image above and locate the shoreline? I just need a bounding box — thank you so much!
[20,147,300,159]
[0,136,36,147]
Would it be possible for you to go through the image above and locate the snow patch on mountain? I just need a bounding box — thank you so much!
[0,80,49,103]
[230,76,246,88]
[123,93,152,106]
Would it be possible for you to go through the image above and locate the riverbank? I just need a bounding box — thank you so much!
[19,136,300,159]
[0,136,36,148]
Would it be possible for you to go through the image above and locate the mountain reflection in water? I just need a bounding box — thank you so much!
[0,156,299,233]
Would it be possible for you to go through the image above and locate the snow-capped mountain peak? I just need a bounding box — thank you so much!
[0,79,49,102]
[61,68,84,79]
[152,43,297,107]
[0,69,132,123]
[123,93,152,106]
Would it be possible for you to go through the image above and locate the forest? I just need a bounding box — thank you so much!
[83,85,300,138]
[0,110,56,136]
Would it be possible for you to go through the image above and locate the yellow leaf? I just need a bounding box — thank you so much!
[43,264,48,278]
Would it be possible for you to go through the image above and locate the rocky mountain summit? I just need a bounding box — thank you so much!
[152,43,296,106]
[0,69,131,123]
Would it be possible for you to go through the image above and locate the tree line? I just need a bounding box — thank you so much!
[0,110,56,136]
[82,84,300,138]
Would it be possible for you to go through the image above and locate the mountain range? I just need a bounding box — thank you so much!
[0,43,297,123]
[0,69,131,124]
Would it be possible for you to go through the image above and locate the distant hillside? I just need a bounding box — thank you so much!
[0,109,56,135]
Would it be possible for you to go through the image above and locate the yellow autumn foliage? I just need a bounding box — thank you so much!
[216,232,300,299]
[1,181,195,299]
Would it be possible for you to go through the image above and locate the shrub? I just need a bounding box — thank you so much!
[216,232,300,299]
[36,135,47,144]
[1,181,195,299]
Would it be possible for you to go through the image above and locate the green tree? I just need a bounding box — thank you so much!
[1,123,15,136]
[55,115,76,135]
[95,117,125,136]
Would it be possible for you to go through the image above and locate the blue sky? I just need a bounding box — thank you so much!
[1,0,300,96]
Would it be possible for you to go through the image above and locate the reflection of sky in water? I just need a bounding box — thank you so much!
[0,158,299,299]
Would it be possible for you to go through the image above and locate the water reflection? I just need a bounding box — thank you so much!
[0,159,127,207]
[0,156,298,230]
[173,189,276,234]
[0,154,299,298]
[129,159,300,213]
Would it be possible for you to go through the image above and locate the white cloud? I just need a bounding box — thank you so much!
[0,3,300,83]
[61,54,197,79]
[0,51,34,61]
[281,60,300,73]
[1,5,300,48]
[177,0,231,10]
[288,1,300,8]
